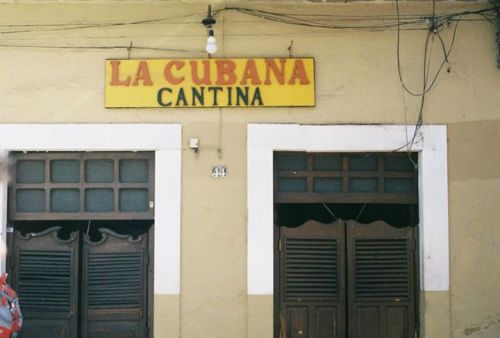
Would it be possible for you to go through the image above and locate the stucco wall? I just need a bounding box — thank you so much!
[448,121,500,338]
[0,1,499,338]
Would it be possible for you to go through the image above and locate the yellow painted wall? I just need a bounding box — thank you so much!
[154,295,180,338]
[448,121,500,338]
[1,1,499,338]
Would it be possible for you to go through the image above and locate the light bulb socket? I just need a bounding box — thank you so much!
[202,5,216,28]
[202,5,217,55]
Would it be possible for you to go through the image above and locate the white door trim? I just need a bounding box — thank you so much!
[247,123,449,294]
[0,124,181,295]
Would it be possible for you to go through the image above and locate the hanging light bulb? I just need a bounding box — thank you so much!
[206,29,217,55]
[202,5,217,55]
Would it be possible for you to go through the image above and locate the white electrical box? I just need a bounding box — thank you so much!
[189,138,199,149]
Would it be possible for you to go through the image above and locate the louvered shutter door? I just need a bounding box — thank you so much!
[13,227,79,338]
[347,220,415,338]
[81,228,148,338]
[86,252,142,309]
[280,221,346,338]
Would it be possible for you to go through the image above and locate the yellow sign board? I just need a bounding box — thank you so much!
[105,58,315,108]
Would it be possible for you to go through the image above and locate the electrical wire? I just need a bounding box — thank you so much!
[396,0,455,97]
[0,6,494,36]
[217,6,495,32]
[391,0,467,158]
[0,3,493,163]
[221,6,425,31]
[396,31,432,161]
[405,32,432,165]
[0,11,207,35]
[355,204,367,221]
[322,203,338,221]
[0,43,200,53]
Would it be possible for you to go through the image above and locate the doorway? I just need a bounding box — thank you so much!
[6,152,155,338]
[273,152,419,338]
[9,221,152,338]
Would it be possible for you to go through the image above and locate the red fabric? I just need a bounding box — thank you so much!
[11,304,21,332]
[0,326,12,338]
[7,287,21,332]
[4,288,16,298]
[0,274,22,333]
[11,320,21,332]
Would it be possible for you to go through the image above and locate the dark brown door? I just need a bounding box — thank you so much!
[277,220,416,338]
[279,220,346,338]
[12,227,80,338]
[11,227,149,338]
[346,220,416,338]
[81,229,148,338]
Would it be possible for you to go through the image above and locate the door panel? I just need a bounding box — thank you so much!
[12,226,149,338]
[287,307,308,338]
[280,220,346,338]
[347,220,415,338]
[386,306,408,338]
[13,227,79,338]
[277,220,416,338]
[355,307,378,338]
[81,228,148,338]
[315,307,337,338]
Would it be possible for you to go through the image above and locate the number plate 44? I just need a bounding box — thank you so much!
[212,166,227,178]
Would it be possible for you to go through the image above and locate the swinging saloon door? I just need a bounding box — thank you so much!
[11,227,149,338]
[81,228,149,338]
[279,220,346,338]
[278,220,416,338]
[12,227,80,338]
[346,220,416,338]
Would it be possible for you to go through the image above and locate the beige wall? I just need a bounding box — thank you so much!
[1,1,499,338]
[448,121,500,338]
[154,295,180,338]
[421,291,451,338]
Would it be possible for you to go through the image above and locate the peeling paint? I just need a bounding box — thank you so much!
[463,316,500,336]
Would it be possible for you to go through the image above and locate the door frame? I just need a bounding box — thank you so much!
[0,124,182,338]
[247,124,449,337]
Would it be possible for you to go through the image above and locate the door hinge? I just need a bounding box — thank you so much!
[278,239,282,252]
[145,253,150,267]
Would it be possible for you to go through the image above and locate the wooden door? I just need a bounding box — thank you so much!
[12,227,80,338]
[12,226,149,338]
[346,220,416,338]
[279,220,346,338]
[277,220,417,338]
[81,228,149,338]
